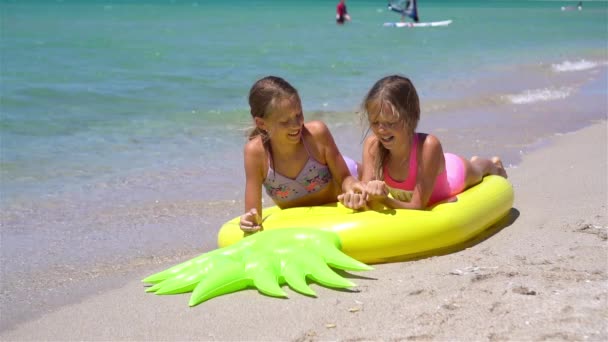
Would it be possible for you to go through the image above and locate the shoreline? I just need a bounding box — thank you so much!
[1,120,605,340]
[1,70,606,331]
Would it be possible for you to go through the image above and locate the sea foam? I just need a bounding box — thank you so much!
[504,87,573,104]
[552,59,598,72]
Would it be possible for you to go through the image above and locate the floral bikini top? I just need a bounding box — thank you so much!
[263,140,332,202]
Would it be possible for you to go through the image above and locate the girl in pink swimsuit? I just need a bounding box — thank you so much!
[360,75,508,209]
[240,76,366,232]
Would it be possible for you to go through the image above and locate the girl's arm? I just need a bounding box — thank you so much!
[240,140,265,232]
[307,121,366,209]
[361,135,395,207]
[360,135,379,183]
[410,134,444,208]
[364,134,445,210]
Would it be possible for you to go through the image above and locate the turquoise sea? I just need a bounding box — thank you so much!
[1,0,607,329]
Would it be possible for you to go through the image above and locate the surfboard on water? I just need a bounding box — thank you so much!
[383,20,452,28]
[385,0,451,28]
[561,1,583,11]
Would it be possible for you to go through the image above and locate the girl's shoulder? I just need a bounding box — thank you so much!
[417,133,444,157]
[303,120,333,145]
[302,121,335,161]
[243,135,267,159]
[303,120,330,136]
[243,136,268,179]
[418,133,442,148]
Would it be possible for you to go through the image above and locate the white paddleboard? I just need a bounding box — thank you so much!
[383,19,452,28]
[561,6,582,11]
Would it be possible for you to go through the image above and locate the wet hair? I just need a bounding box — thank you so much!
[247,76,302,170]
[248,76,301,140]
[361,75,420,180]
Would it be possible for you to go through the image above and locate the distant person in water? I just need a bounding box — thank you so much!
[336,0,351,25]
[388,0,419,23]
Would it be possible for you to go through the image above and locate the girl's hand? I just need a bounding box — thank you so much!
[338,181,367,210]
[365,180,389,202]
[338,191,366,209]
[239,208,262,233]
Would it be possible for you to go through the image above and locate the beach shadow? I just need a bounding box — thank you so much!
[334,269,378,281]
[375,207,521,264]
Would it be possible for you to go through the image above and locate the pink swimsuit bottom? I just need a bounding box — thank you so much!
[383,133,466,205]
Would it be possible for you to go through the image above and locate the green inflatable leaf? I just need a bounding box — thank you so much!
[142,228,372,306]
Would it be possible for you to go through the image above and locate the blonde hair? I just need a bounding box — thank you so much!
[361,75,420,180]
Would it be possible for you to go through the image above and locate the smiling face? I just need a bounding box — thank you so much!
[366,99,408,150]
[248,76,303,146]
[256,96,304,144]
[362,75,421,179]
[362,75,420,151]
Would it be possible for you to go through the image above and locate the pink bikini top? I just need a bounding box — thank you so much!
[263,139,332,202]
[383,133,454,205]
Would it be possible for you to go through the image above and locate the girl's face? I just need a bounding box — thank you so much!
[367,100,407,150]
[258,97,304,144]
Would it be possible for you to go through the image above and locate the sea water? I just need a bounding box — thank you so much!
[1,0,606,329]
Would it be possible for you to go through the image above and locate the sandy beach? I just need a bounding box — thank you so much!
[1,120,605,341]
[2,1,606,340]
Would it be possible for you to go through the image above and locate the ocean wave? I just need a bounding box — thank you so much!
[552,59,598,72]
[503,87,573,105]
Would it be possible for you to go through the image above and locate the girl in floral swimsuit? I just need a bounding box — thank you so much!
[240,76,366,232]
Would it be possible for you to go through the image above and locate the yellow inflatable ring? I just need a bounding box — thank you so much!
[218,175,514,264]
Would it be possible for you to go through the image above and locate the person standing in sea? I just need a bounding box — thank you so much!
[336,0,351,25]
